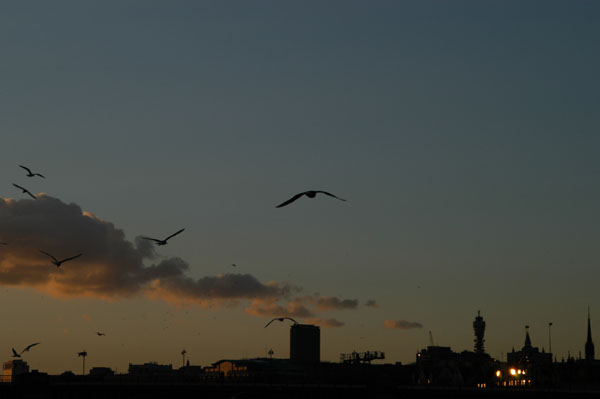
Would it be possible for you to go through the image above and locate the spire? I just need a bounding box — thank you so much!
[524,325,532,348]
[586,306,595,361]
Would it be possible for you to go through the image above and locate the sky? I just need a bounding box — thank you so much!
[1,1,599,374]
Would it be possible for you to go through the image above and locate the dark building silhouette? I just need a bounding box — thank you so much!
[290,324,320,364]
[473,310,486,354]
[586,307,595,362]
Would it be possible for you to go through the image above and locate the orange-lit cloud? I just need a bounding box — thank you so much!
[384,319,423,330]
[305,318,345,328]
[0,196,290,304]
[0,196,366,324]
[365,300,379,308]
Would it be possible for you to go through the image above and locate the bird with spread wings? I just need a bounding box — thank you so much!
[276,191,346,208]
[12,183,37,200]
[39,250,82,267]
[19,165,45,178]
[141,228,185,246]
[12,342,40,357]
[264,317,299,328]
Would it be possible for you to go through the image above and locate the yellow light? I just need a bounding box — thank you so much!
[495,370,501,377]
[510,368,516,376]
[522,370,526,375]
[517,369,522,374]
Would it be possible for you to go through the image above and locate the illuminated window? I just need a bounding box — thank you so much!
[510,368,516,376]
[495,370,501,377]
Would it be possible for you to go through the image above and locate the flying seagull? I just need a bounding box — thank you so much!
[264,317,299,328]
[19,165,45,178]
[39,250,82,267]
[22,342,40,353]
[276,191,346,208]
[12,342,40,357]
[141,228,185,246]
[96,332,106,336]
[12,183,36,200]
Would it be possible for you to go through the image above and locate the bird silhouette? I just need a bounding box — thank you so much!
[39,250,82,267]
[264,317,299,328]
[22,342,40,352]
[276,191,346,208]
[12,342,40,357]
[19,165,45,178]
[96,332,106,336]
[141,228,185,246]
[12,183,36,199]
[0,242,7,245]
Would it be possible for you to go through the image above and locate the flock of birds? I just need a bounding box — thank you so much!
[3,164,347,364]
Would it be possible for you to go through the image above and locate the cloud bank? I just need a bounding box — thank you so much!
[384,319,423,330]
[0,196,288,305]
[0,196,366,326]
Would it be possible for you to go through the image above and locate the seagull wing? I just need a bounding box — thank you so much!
[12,348,19,357]
[140,236,161,243]
[264,318,278,328]
[276,193,305,208]
[35,173,45,178]
[285,317,299,324]
[164,228,185,241]
[25,190,37,199]
[12,183,25,191]
[315,191,346,201]
[59,253,82,264]
[24,342,40,352]
[39,250,58,263]
[19,165,32,174]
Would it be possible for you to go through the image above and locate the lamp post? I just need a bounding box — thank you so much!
[78,351,87,375]
[181,349,187,368]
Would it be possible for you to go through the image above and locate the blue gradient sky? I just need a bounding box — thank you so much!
[1,1,599,373]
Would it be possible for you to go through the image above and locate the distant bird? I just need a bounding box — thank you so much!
[19,165,45,178]
[231,263,237,267]
[141,228,185,246]
[22,342,40,353]
[96,332,106,336]
[12,342,40,357]
[12,183,36,199]
[0,242,7,245]
[264,317,299,328]
[39,250,82,267]
[276,190,346,208]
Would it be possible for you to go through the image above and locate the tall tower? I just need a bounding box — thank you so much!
[290,324,320,364]
[585,307,595,361]
[473,310,486,354]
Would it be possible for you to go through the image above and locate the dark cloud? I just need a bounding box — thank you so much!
[0,196,289,304]
[384,319,423,330]
[315,296,358,311]
[306,318,344,328]
[365,300,379,308]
